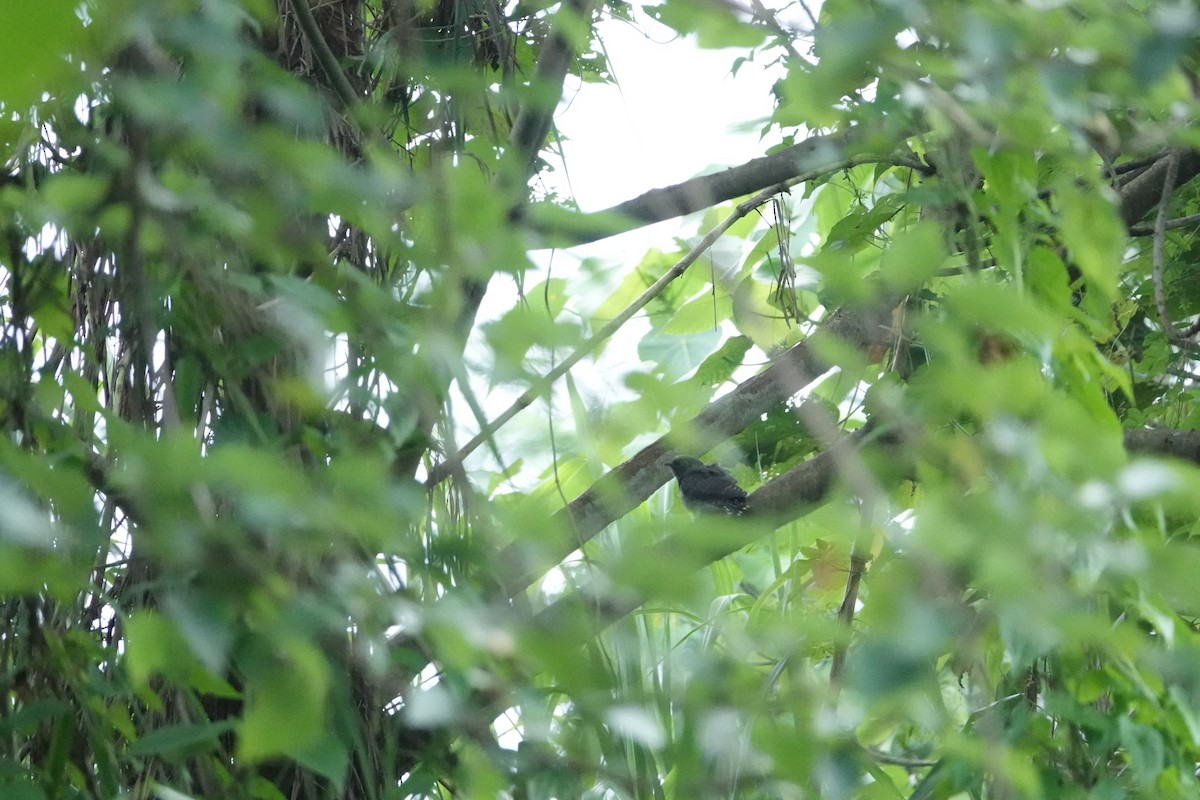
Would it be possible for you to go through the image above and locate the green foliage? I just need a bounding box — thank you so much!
[5,0,1200,798]
[0,0,86,147]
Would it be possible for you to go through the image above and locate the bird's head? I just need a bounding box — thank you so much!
[667,456,706,476]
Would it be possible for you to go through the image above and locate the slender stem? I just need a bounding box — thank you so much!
[1129,209,1200,236]
[1149,150,1200,341]
[828,542,870,704]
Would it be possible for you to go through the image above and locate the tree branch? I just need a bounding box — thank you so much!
[828,542,869,703]
[525,420,1200,639]
[1124,427,1200,464]
[524,130,923,246]
[1147,150,1200,341]
[1127,210,1200,236]
[521,134,1194,248]
[1119,149,1200,226]
[524,422,1200,644]
[481,125,1200,613]
[507,0,594,175]
[395,0,597,479]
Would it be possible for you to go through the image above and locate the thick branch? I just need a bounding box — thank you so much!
[508,0,593,174]
[1124,427,1200,464]
[480,138,1200,656]
[528,139,1197,249]
[604,130,862,225]
[529,422,1200,637]
[287,0,360,113]
[1119,150,1200,226]
[488,130,1200,604]
[525,128,916,246]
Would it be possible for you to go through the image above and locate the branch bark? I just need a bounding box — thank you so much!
[524,128,919,246]
[477,130,1200,619]
[1124,427,1200,464]
[287,0,360,113]
[526,422,1200,642]
[1119,149,1200,226]
[522,139,1200,251]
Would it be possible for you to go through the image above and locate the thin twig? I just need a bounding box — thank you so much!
[1128,210,1200,236]
[1115,150,1169,175]
[424,180,800,487]
[865,749,939,768]
[827,543,869,703]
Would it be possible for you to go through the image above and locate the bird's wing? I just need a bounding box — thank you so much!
[692,465,748,499]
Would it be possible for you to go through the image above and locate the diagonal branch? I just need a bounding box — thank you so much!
[487,137,1200,601]
[524,137,1200,251]
[1119,149,1200,226]
[474,140,1200,669]
[524,422,1200,638]
[525,130,924,246]
[507,0,595,175]
[827,538,869,706]
[1124,427,1200,464]
[428,145,920,487]
[526,423,1200,641]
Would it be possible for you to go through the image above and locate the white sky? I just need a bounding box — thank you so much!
[552,14,782,212]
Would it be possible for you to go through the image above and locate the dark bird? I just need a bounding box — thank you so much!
[667,456,749,515]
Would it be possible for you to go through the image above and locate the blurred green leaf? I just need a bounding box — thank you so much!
[238,641,330,762]
[128,721,237,758]
[124,611,195,688]
[0,0,85,111]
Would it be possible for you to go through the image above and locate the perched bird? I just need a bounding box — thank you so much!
[667,456,749,515]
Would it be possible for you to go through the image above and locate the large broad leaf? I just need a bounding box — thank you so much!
[647,0,769,48]
[637,328,722,381]
[124,611,195,688]
[879,221,947,291]
[0,0,85,140]
[238,640,331,764]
